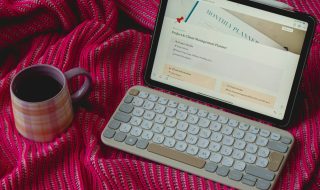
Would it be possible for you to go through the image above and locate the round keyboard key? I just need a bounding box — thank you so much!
[210,153,222,163]
[198,118,210,128]
[166,118,178,127]
[136,139,149,149]
[143,100,155,110]
[175,131,187,141]
[165,108,177,117]
[246,143,258,154]
[164,138,176,148]
[176,111,188,121]
[249,126,259,134]
[244,133,257,143]
[188,107,198,114]
[130,117,142,126]
[168,100,178,108]
[217,166,230,177]
[256,179,271,190]
[188,125,200,135]
[256,157,269,168]
[153,134,165,144]
[158,97,168,105]
[228,119,239,127]
[208,113,218,121]
[143,111,156,120]
[178,103,188,111]
[138,91,148,98]
[210,122,222,132]
[141,131,154,140]
[260,129,271,137]
[222,136,235,146]
[177,121,188,131]
[198,149,211,159]
[187,145,199,155]
[218,116,229,124]
[271,133,281,141]
[186,134,198,145]
[221,145,233,156]
[232,149,245,160]
[119,123,132,133]
[133,107,144,117]
[130,127,142,137]
[281,137,292,144]
[199,128,211,139]
[141,120,153,130]
[125,136,138,146]
[152,124,164,133]
[198,138,210,148]
[148,94,159,102]
[228,170,243,181]
[155,114,166,124]
[154,104,166,114]
[209,142,221,152]
[244,153,257,164]
[221,126,233,135]
[256,136,268,146]
[222,157,234,167]
[163,127,176,137]
[175,141,188,152]
[233,129,245,139]
[258,147,270,158]
[132,97,144,107]
[187,115,199,124]
[205,162,218,173]
[234,160,246,171]
[103,128,116,139]
[198,110,208,117]
[211,132,223,142]
[234,140,246,150]
[124,95,134,103]
[239,123,250,130]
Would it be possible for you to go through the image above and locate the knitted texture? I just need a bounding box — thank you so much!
[0,0,319,189]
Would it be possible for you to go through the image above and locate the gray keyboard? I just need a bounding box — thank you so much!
[101,86,294,190]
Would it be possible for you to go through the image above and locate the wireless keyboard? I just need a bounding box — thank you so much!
[101,86,294,190]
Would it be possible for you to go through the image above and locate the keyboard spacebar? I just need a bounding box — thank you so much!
[147,143,206,168]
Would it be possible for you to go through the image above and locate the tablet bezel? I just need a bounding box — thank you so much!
[144,0,316,127]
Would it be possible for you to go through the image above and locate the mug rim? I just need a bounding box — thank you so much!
[10,64,68,104]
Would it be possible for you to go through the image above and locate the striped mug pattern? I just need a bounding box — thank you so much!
[10,64,92,142]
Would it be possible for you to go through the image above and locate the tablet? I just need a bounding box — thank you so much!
[145,0,316,127]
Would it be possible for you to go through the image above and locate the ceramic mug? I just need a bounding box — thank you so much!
[10,64,92,142]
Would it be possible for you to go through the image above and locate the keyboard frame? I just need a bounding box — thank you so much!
[101,85,295,190]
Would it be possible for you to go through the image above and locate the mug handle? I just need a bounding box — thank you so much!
[64,68,92,103]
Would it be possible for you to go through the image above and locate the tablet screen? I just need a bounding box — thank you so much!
[150,0,310,120]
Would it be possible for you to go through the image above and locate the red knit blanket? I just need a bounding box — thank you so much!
[0,0,319,189]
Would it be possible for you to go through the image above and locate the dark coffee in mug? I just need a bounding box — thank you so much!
[13,74,63,102]
[10,64,92,142]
